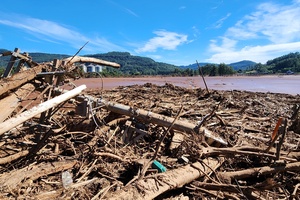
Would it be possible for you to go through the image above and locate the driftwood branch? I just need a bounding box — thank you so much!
[0,150,29,164]
[200,146,296,161]
[107,158,221,200]
[62,56,120,68]
[219,161,300,183]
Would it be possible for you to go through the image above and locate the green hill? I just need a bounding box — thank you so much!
[250,52,300,74]
[229,60,256,70]
[180,60,256,71]
[86,52,179,76]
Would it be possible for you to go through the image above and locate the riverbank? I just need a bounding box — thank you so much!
[74,75,300,95]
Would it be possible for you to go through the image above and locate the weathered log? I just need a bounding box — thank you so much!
[0,64,44,97]
[219,161,300,183]
[0,85,87,135]
[106,158,221,200]
[0,83,35,122]
[62,56,120,68]
[100,99,228,146]
[0,160,76,190]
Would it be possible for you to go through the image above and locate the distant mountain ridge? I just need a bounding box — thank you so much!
[229,60,257,70]
[179,60,256,71]
[0,48,299,75]
[0,48,256,71]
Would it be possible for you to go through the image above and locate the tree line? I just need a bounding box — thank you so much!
[249,52,300,74]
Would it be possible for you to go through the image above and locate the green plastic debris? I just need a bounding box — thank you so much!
[152,160,167,173]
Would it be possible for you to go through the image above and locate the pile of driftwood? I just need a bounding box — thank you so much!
[0,48,300,199]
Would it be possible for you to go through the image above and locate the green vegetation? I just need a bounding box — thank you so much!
[201,63,235,76]
[85,52,181,76]
[249,52,300,74]
[229,60,256,71]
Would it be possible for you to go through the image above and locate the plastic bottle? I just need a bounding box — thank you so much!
[61,171,73,188]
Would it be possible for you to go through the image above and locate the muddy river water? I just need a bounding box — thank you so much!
[74,75,300,95]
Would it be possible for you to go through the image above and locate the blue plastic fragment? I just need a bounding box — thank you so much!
[152,160,167,173]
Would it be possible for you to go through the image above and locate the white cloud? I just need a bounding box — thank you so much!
[226,2,300,43]
[208,1,300,63]
[107,0,138,17]
[206,41,300,64]
[209,37,237,53]
[211,0,224,10]
[0,14,123,53]
[209,13,231,29]
[135,30,188,53]
[124,8,139,17]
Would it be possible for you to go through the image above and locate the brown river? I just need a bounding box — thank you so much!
[74,75,300,95]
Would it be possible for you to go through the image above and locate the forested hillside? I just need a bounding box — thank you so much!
[250,52,300,74]
[229,60,256,70]
[85,52,180,76]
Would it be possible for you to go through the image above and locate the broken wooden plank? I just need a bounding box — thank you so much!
[0,64,44,97]
[106,158,221,199]
[0,83,35,122]
[0,85,87,135]
[3,48,20,77]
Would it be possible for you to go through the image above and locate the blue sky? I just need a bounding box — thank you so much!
[1,0,300,66]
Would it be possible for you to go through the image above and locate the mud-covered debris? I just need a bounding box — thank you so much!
[0,48,299,199]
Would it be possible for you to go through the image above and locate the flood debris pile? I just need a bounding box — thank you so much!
[0,48,300,199]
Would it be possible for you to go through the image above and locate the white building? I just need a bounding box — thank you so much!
[80,63,103,73]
